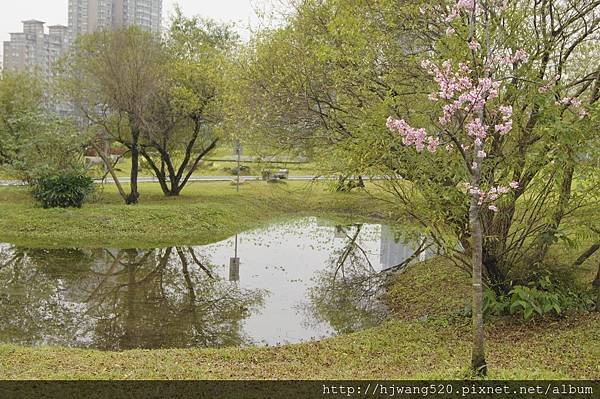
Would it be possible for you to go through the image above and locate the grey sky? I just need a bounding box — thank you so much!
[1,0,265,47]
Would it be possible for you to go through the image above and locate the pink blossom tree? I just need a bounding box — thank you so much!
[385,0,595,374]
[232,0,599,373]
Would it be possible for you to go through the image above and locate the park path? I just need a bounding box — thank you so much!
[0,175,348,186]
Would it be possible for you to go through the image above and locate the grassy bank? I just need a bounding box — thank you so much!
[0,181,597,380]
[0,181,391,248]
[0,257,597,379]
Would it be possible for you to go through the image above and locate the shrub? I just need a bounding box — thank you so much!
[31,171,94,209]
[483,276,595,320]
[506,285,563,320]
[515,257,583,293]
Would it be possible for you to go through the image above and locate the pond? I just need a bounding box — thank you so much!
[0,217,431,350]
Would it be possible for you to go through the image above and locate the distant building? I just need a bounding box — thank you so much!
[379,225,426,270]
[68,0,163,38]
[3,20,69,79]
[2,0,162,116]
[3,1,162,73]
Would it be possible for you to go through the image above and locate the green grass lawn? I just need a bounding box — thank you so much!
[0,181,597,380]
[0,181,391,248]
[84,145,320,179]
[87,157,320,178]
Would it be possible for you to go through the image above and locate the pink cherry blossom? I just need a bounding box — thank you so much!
[464,183,518,210]
[445,9,459,22]
[499,105,512,119]
[427,137,440,153]
[446,0,478,22]
[556,97,571,106]
[384,0,540,246]
[387,117,442,154]
[458,0,476,9]
[555,97,588,119]
[387,8,522,211]
[513,49,529,63]
[502,49,529,65]
[448,0,477,21]
[468,185,483,196]
[495,119,512,135]
[466,118,488,139]
[440,103,458,125]
[478,78,500,100]
[492,0,509,10]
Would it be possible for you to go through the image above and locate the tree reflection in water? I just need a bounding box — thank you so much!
[305,224,432,334]
[0,219,431,349]
[0,245,264,350]
[305,224,389,334]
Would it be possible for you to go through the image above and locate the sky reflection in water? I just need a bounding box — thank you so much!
[0,217,429,350]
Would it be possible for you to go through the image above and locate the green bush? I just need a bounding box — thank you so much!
[483,276,595,320]
[31,171,94,209]
[507,285,563,320]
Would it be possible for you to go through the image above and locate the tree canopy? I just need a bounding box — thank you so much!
[58,11,237,201]
[232,0,600,292]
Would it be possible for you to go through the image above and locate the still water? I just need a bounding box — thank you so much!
[0,218,429,350]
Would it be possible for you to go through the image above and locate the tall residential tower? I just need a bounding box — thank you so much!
[68,0,162,38]
[3,20,69,77]
[3,0,162,74]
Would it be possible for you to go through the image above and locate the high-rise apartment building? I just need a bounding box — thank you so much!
[118,0,163,33]
[3,20,69,78]
[2,0,162,115]
[68,0,162,38]
[3,1,162,73]
[3,21,71,115]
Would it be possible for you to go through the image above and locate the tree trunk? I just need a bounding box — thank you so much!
[123,250,138,349]
[480,201,516,294]
[91,142,128,202]
[126,128,140,204]
[166,187,180,196]
[470,196,487,375]
[536,159,574,262]
[467,6,487,375]
[572,243,600,267]
[177,139,219,193]
[482,250,511,295]
[139,149,171,196]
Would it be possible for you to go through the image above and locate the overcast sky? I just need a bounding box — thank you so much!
[0,0,269,47]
